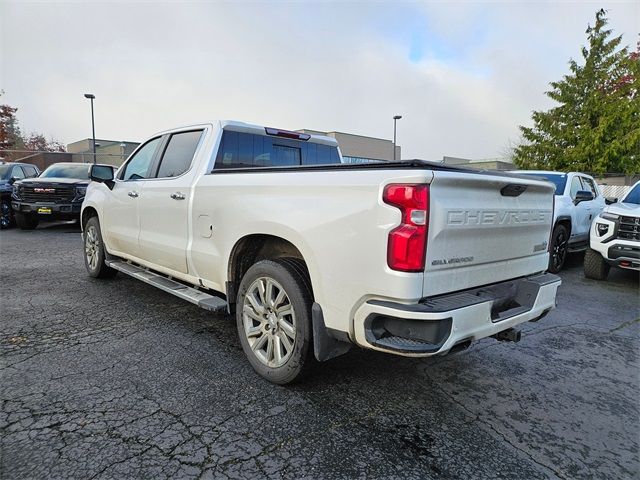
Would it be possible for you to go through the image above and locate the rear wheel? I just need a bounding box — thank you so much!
[583,248,610,281]
[548,224,569,273]
[15,212,39,230]
[236,258,314,385]
[0,200,14,229]
[83,216,118,279]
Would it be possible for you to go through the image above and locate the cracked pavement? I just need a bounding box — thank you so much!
[1,223,638,479]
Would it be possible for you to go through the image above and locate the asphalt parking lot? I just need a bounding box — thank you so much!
[1,223,638,480]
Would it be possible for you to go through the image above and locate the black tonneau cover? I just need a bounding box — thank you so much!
[209,159,540,182]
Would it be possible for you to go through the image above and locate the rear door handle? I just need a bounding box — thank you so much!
[170,192,186,200]
[128,191,139,198]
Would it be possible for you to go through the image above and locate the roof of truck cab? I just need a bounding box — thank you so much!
[220,120,339,146]
[156,121,339,147]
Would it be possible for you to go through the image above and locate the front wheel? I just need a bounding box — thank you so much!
[548,224,569,273]
[0,200,14,229]
[583,248,610,281]
[83,216,118,279]
[236,258,314,385]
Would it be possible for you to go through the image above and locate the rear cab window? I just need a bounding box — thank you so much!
[519,173,567,196]
[213,129,341,170]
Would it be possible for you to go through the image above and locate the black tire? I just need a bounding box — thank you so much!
[236,258,314,385]
[0,200,14,229]
[83,216,118,279]
[583,248,610,281]
[15,212,39,230]
[548,224,569,273]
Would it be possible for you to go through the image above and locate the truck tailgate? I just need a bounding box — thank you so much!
[424,171,554,297]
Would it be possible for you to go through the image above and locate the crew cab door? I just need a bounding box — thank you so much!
[569,175,593,242]
[137,129,205,274]
[103,136,163,257]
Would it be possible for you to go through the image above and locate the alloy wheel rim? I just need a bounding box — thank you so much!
[0,203,9,227]
[242,276,296,368]
[85,225,100,271]
[553,231,567,269]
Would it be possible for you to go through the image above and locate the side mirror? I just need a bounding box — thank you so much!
[605,197,618,205]
[574,190,594,205]
[90,164,115,190]
[8,176,18,185]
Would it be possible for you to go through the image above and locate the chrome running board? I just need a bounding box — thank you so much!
[106,260,227,313]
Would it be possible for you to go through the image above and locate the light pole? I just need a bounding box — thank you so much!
[393,115,402,161]
[84,93,96,163]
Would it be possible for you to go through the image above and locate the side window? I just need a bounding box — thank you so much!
[121,137,162,181]
[12,166,25,179]
[156,130,203,178]
[581,177,598,197]
[569,176,583,199]
[23,165,38,177]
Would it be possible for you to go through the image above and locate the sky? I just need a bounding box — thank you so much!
[1,0,639,160]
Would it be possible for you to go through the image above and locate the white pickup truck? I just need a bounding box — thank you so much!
[517,171,605,272]
[82,121,561,384]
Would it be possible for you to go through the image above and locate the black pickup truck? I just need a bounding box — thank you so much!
[11,162,93,230]
[0,162,41,229]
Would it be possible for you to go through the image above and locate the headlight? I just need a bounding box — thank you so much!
[596,223,609,236]
[11,185,20,199]
[600,212,619,221]
[76,186,87,197]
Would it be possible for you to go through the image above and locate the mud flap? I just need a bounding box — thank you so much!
[312,302,352,362]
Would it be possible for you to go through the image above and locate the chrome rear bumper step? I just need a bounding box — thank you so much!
[106,260,227,313]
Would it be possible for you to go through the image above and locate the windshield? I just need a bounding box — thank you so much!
[40,164,90,179]
[622,184,640,205]
[0,165,11,179]
[520,173,567,195]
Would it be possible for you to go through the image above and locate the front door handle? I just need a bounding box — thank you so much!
[128,191,139,198]
[170,192,186,200]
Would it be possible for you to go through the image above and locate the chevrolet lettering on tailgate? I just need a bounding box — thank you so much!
[447,209,552,226]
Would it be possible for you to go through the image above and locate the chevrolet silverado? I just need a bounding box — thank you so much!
[81,121,561,384]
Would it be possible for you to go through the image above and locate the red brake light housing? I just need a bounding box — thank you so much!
[383,184,429,272]
[265,127,310,141]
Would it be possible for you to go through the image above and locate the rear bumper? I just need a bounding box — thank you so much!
[353,273,561,356]
[12,201,82,220]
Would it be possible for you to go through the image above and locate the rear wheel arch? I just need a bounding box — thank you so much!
[555,217,572,237]
[227,234,313,306]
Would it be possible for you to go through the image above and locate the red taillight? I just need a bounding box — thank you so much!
[383,184,429,272]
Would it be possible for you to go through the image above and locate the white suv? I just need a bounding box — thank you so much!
[584,181,640,280]
[518,171,605,272]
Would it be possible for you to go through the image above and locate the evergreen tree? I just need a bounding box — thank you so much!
[513,9,640,175]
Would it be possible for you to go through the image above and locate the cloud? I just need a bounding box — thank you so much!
[1,1,638,160]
